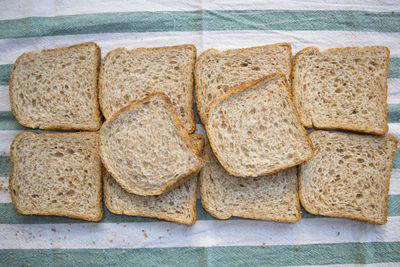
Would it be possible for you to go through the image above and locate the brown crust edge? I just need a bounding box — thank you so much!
[291,46,390,134]
[99,92,202,196]
[205,72,314,178]
[9,131,104,222]
[98,44,197,133]
[9,42,103,131]
[199,144,301,222]
[298,131,398,225]
[194,42,292,125]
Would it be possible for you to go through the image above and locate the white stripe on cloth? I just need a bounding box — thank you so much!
[1,0,399,20]
[1,31,400,65]
[0,216,399,249]
[0,177,11,203]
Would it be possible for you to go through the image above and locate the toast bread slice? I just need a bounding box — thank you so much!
[292,46,390,135]
[9,42,102,130]
[99,44,196,133]
[299,131,398,224]
[206,73,314,177]
[200,144,301,222]
[9,132,103,222]
[100,93,202,196]
[195,43,292,124]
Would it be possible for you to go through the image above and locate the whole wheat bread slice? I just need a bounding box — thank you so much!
[200,144,301,222]
[292,46,390,135]
[299,131,398,224]
[9,42,102,130]
[195,43,291,124]
[104,134,204,225]
[9,132,103,222]
[99,44,196,133]
[100,92,202,196]
[206,73,314,177]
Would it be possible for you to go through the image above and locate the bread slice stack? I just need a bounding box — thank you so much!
[292,46,397,224]
[195,44,313,222]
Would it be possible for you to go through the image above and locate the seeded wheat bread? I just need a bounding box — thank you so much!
[206,73,314,177]
[200,144,301,222]
[292,46,390,135]
[100,93,202,196]
[99,44,196,133]
[103,134,204,225]
[9,132,103,222]
[299,131,398,224]
[9,42,102,130]
[195,43,291,124]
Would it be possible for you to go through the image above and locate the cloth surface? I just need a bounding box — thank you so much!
[0,0,400,266]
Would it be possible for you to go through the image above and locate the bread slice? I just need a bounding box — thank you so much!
[9,42,102,130]
[103,134,204,225]
[292,46,390,135]
[9,132,103,222]
[195,43,291,124]
[206,73,313,177]
[299,131,398,224]
[200,144,301,222]
[99,44,196,133]
[100,92,202,196]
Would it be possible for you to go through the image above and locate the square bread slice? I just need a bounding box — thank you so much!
[200,144,301,222]
[104,134,204,225]
[9,42,102,130]
[195,42,291,124]
[292,46,390,135]
[299,131,398,224]
[206,73,314,177]
[100,92,202,196]
[99,44,196,133]
[9,132,103,222]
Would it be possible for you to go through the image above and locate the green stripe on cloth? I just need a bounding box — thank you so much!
[0,156,12,176]
[0,64,11,85]
[0,10,399,39]
[1,58,400,85]
[0,112,28,130]
[0,195,399,224]
[388,104,400,123]
[389,58,400,78]
[1,242,400,266]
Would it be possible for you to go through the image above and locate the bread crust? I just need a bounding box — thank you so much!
[205,72,314,178]
[291,46,390,135]
[199,144,301,222]
[298,131,398,225]
[98,44,197,133]
[194,42,292,125]
[100,92,202,196]
[9,42,103,131]
[9,131,104,222]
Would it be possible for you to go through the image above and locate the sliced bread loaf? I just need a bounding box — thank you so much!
[103,134,204,225]
[206,73,314,177]
[299,131,398,224]
[200,144,301,222]
[195,43,291,124]
[292,46,390,135]
[9,132,103,221]
[99,44,196,133]
[100,92,202,196]
[9,42,102,130]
